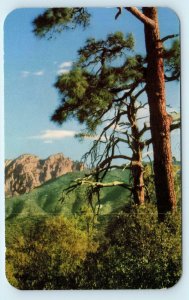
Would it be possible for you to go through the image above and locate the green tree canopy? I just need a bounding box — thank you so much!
[33,8,90,38]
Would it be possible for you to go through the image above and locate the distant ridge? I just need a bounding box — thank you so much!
[5,153,84,196]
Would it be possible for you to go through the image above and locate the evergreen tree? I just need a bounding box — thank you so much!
[33,7,180,218]
[51,32,153,207]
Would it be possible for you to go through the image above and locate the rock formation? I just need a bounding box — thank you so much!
[5,153,84,196]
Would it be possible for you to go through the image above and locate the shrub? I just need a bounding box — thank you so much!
[6,216,97,289]
[77,204,182,289]
[6,204,181,289]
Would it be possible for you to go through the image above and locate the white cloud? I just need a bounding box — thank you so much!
[43,140,53,144]
[21,71,30,78]
[57,61,73,75]
[28,129,109,143]
[59,61,73,68]
[57,69,70,75]
[78,134,107,141]
[29,130,76,142]
[21,70,45,78]
[33,70,44,76]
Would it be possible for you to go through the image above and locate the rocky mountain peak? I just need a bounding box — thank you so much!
[5,153,84,197]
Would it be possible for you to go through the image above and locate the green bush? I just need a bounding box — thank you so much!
[77,204,182,289]
[6,204,181,289]
[6,216,97,289]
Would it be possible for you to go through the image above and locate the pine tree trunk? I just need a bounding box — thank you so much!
[128,98,145,206]
[131,157,145,205]
[142,8,176,218]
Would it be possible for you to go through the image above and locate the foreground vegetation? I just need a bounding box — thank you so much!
[6,167,181,289]
[6,204,181,289]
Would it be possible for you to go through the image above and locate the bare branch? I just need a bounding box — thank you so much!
[170,121,181,131]
[165,73,180,82]
[113,81,141,103]
[96,164,131,174]
[125,7,155,28]
[115,7,122,20]
[134,85,146,99]
[99,155,132,169]
[144,138,153,147]
[142,121,180,148]
[161,34,179,43]
[116,137,131,144]
[59,174,132,204]
[77,179,131,189]
[139,123,150,137]
[110,81,140,94]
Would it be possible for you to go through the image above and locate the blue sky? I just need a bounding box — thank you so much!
[4,7,180,161]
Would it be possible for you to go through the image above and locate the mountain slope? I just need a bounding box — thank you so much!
[5,169,131,221]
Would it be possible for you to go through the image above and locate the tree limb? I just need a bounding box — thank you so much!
[170,121,181,131]
[143,121,180,148]
[125,7,156,28]
[161,34,179,43]
[115,7,122,20]
[76,179,131,189]
[134,85,146,99]
[95,164,131,175]
[165,73,180,82]
[139,123,150,137]
[144,138,153,147]
[99,155,132,169]
[60,176,132,202]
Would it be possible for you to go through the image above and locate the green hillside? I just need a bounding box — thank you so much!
[5,169,131,222]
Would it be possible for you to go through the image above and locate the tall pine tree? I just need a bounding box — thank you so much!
[33,7,180,218]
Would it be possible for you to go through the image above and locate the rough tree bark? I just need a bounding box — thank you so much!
[128,97,145,205]
[142,7,176,217]
[125,7,177,218]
